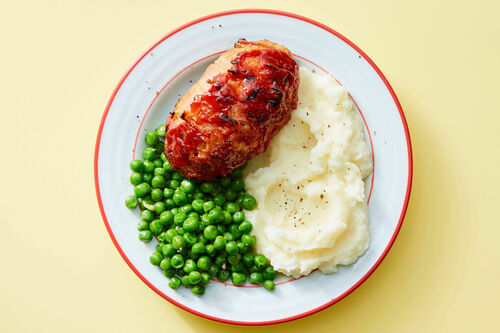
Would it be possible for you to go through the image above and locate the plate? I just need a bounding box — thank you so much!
[94,9,412,325]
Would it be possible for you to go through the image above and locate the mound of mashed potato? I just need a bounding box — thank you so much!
[243,67,372,278]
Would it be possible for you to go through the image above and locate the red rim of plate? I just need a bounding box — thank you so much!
[94,9,413,326]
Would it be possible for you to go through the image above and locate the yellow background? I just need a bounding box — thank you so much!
[1,0,499,331]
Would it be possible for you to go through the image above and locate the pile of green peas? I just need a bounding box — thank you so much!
[124,124,277,296]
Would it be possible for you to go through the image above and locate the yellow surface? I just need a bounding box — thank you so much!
[1,0,498,331]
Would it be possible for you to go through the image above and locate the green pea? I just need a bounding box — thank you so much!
[140,161,152,174]
[200,214,210,225]
[164,268,176,279]
[171,235,186,250]
[134,182,151,198]
[154,201,166,214]
[193,192,204,200]
[200,272,211,286]
[156,244,163,253]
[228,224,242,239]
[241,234,256,247]
[149,220,163,235]
[153,159,163,170]
[213,193,226,206]
[249,272,264,284]
[192,199,204,213]
[160,152,167,162]
[139,230,153,242]
[162,243,175,257]
[163,188,174,198]
[141,210,154,222]
[170,208,179,215]
[145,131,159,146]
[208,209,223,224]
[222,211,232,225]
[168,276,181,289]
[171,172,182,180]
[203,225,218,240]
[170,254,184,269]
[217,224,227,234]
[227,253,241,265]
[240,194,257,210]
[242,253,254,267]
[165,229,177,243]
[177,227,185,235]
[205,244,216,257]
[125,195,138,209]
[179,204,192,215]
[191,242,206,254]
[225,241,238,255]
[215,255,226,268]
[159,211,173,226]
[213,235,226,250]
[236,194,244,206]
[181,275,191,287]
[231,262,244,272]
[142,173,153,183]
[184,233,197,246]
[197,256,211,271]
[226,202,240,214]
[173,191,187,205]
[137,220,149,231]
[173,212,187,226]
[164,198,175,209]
[188,271,202,284]
[160,258,171,270]
[231,272,246,285]
[183,217,199,232]
[180,180,195,194]
[176,268,186,277]
[151,175,166,188]
[223,232,234,242]
[198,235,208,244]
[249,265,261,273]
[200,182,213,193]
[142,147,156,160]
[264,280,275,291]
[192,285,205,296]
[183,259,197,273]
[152,167,164,177]
[237,241,247,253]
[220,177,231,188]
[207,264,219,276]
[254,254,268,269]
[231,166,244,179]
[150,188,163,201]
[156,124,166,138]
[140,197,154,211]
[130,172,142,186]
[263,266,277,280]
[130,159,144,172]
[149,252,163,266]
[168,179,180,189]
[216,269,230,281]
[188,212,200,221]
[202,201,215,213]
[232,211,245,223]
[231,179,245,192]
[238,221,253,233]
[224,189,238,201]
[163,160,173,172]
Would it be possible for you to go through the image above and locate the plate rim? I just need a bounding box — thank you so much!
[94,8,413,326]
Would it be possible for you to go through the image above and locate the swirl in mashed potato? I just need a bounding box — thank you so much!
[243,67,372,278]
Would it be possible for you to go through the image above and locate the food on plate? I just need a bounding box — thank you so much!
[164,39,300,181]
[125,123,277,296]
[244,67,372,278]
[125,39,373,295]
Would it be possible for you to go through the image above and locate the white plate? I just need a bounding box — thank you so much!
[94,9,412,325]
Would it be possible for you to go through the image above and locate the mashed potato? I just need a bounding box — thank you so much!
[243,67,372,278]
